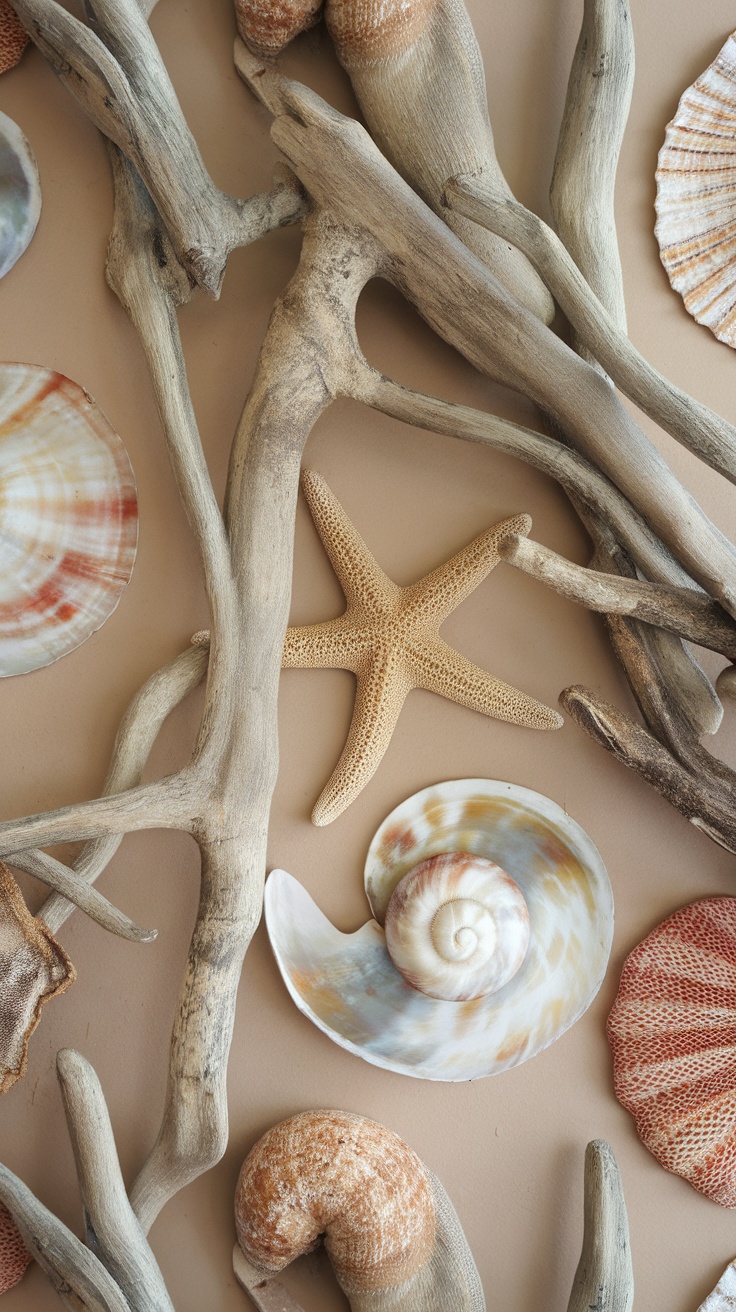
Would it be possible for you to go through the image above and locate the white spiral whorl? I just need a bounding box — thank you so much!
[384,852,530,1002]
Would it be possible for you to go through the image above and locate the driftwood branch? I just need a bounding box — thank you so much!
[567,1140,634,1312]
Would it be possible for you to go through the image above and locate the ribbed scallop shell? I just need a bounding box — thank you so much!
[384,851,530,1001]
[608,897,736,1207]
[655,32,736,348]
[0,364,137,675]
[0,3,29,76]
[0,1203,31,1294]
[0,113,40,280]
[265,779,612,1081]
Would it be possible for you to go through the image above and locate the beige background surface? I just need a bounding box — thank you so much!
[0,1,735,1308]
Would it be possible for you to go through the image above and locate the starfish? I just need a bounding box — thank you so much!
[283,471,562,826]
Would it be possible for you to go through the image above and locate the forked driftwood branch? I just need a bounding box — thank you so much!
[0,0,731,1301]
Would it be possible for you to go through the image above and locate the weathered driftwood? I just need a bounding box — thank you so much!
[567,1140,634,1312]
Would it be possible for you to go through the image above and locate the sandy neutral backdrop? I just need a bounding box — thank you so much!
[0,1,735,1308]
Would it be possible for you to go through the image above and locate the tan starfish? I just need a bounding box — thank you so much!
[283,471,562,826]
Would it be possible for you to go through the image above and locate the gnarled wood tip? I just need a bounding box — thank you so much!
[0,1202,31,1294]
[235,0,324,59]
[234,1110,436,1294]
[325,0,436,66]
[0,859,75,1094]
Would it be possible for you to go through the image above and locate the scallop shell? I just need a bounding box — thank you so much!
[0,3,29,76]
[0,364,137,675]
[655,31,736,348]
[0,1203,31,1294]
[0,112,40,279]
[608,897,736,1207]
[265,779,613,1081]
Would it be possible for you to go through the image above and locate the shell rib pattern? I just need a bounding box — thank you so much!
[608,897,736,1207]
[0,112,40,280]
[266,779,613,1080]
[0,2,28,75]
[0,364,138,675]
[655,31,736,348]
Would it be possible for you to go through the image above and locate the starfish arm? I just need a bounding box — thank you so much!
[402,513,532,624]
[410,639,563,730]
[282,618,363,670]
[302,470,399,616]
[311,650,412,825]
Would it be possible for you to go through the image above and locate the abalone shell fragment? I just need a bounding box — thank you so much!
[0,112,40,279]
[265,779,613,1080]
[655,31,736,348]
[608,897,736,1207]
[0,859,75,1093]
[0,364,138,675]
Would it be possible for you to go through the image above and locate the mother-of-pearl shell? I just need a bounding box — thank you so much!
[655,31,736,348]
[384,852,530,1001]
[265,779,613,1081]
[608,896,736,1208]
[0,364,137,675]
[0,112,40,279]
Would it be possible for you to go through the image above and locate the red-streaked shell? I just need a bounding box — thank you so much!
[655,31,736,348]
[0,2,28,75]
[608,896,736,1207]
[0,112,40,280]
[0,1203,31,1293]
[384,851,530,1001]
[235,1110,435,1294]
[0,859,75,1093]
[0,364,137,675]
[235,0,323,57]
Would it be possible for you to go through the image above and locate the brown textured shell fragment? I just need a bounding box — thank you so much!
[325,0,435,65]
[235,1110,436,1294]
[0,0,29,75]
[0,1204,31,1294]
[0,859,75,1093]
[235,0,324,57]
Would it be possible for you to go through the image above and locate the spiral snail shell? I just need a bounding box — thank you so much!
[384,852,529,1001]
[265,779,612,1080]
[232,1110,484,1311]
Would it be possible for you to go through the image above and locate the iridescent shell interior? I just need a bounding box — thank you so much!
[266,779,613,1081]
[0,364,138,675]
[0,111,40,280]
[655,31,736,348]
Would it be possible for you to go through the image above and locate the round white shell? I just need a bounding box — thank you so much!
[0,111,40,280]
[0,363,138,675]
[384,852,530,1001]
[655,31,736,348]
[265,779,613,1081]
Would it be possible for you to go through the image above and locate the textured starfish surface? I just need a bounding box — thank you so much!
[284,472,563,825]
[0,0,29,75]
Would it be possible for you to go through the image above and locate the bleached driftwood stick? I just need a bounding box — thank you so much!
[445,174,736,482]
[567,1140,634,1312]
[550,0,634,346]
[498,533,736,659]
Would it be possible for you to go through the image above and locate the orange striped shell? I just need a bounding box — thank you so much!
[608,897,736,1206]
